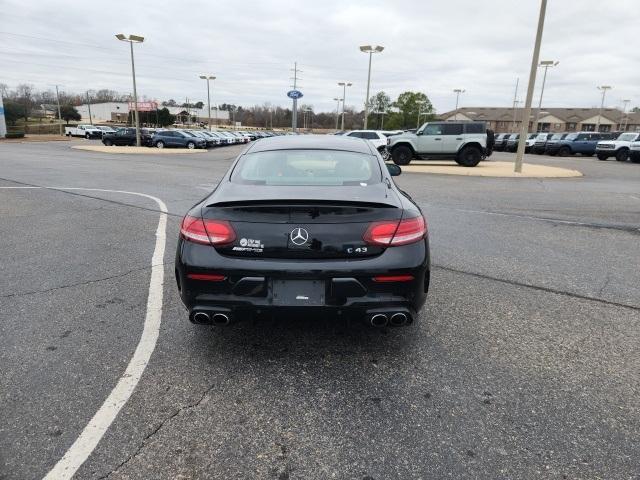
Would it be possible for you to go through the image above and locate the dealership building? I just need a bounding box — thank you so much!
[74,102,230,125]
[438,107,640,133]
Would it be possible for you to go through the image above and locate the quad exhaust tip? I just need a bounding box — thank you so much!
[193,311,210,324]
[211,313,231,326]
[389,312,408,327]
[370,313,388,328]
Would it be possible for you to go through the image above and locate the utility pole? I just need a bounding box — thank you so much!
[511,77,519,132]
[515,0,547,173]
[596,86,612,131]
[55,85,62,135]
[290,62,301,132]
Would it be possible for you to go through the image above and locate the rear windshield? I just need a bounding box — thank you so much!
[232,149,381,186]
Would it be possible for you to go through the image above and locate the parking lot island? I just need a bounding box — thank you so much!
[402,160,582,178]
[71,145,207,154]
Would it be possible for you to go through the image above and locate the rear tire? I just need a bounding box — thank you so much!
[103,139,113,146]
[456,146,482,167]
[597,154,608,161]
[615,149,629,162]
[155,141,165,149]
[392,145,413,165]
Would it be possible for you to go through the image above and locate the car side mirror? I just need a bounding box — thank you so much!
[386,164,402,176]
[416,130,423,136]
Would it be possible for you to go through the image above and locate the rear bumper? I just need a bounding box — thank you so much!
[175,238,430,318]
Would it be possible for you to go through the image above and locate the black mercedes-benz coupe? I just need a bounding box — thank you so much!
[175,135,430,327]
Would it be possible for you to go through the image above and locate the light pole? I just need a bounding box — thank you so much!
[359,45,384,129]
[86,91,93,124]
[621,99,631,131]
[596,85,612,132]
[511,77,519,131]
[514,0,547,173]
[55,85,62,136]
[333,97,342,130]
[199,75,216,131]
[115,33,144,147]
[338,82,352,130]
[304,108,313,131]
[532,60,558,132]
[453,89,465,120]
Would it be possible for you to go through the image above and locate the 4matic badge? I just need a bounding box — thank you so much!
[232,237,264,252]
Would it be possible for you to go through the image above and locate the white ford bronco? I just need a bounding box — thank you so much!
[386,121,493,167]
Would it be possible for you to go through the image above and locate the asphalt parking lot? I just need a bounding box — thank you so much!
[1,141,639,479]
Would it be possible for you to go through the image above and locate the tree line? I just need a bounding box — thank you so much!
[1,83,436,130]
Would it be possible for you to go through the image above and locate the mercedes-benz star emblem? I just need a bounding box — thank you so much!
[290,227,309,246]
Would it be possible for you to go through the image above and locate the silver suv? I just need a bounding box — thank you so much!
[387,121,492,167]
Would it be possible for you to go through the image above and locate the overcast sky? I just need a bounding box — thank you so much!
[1,0,638,113]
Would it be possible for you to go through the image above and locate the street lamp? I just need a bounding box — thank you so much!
[596,85,612,131]
[532,60,558,132]
[359,45,384,129]
[338,82,352,130]
[333,97,342,130]
[303,108,313,130]
[453,89,465,120]
[199,75,216,131]
[115,33,144,147]
[621,99,631,131]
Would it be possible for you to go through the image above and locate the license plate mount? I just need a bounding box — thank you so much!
[272,279,325,306]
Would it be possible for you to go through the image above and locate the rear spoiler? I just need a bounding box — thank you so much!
[208,199,397,209]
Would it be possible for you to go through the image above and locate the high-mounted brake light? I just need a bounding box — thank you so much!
[363,215,426,247]
[180,215,236,245]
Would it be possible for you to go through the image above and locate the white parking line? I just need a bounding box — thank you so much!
[3,186,167,480]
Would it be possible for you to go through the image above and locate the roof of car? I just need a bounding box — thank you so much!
[246,134,374,154]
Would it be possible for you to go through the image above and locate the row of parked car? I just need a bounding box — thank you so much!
[96,127,291,149]
[493,131,640,163]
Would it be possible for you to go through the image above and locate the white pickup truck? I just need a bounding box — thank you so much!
[64,124,103,139]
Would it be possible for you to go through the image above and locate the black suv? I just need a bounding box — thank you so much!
[102,128,153,147]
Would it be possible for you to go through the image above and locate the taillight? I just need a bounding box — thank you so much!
[180,215,236,245]
[372,274,414,282]
[363,215,426,247]
[187,273,226,281]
